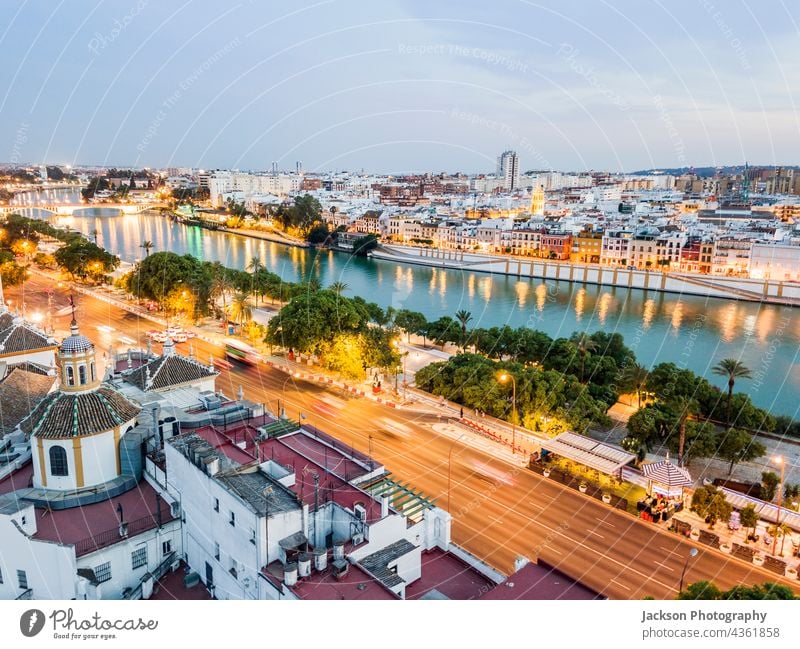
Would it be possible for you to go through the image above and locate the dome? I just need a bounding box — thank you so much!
[59,319,94,354]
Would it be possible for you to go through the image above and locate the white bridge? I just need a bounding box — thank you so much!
[1,203,163,217]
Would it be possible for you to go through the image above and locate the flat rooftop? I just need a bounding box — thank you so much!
[406,548,495,600]
[259,434,382,522]
[265,561,396,600]
[479,562,602,600]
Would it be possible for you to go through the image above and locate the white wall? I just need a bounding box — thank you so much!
[0,507,78,600]
[76,520,182,600]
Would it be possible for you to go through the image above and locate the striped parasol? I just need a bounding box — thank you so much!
[642,456,693,487]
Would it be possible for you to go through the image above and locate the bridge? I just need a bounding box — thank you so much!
[1,202,164,217]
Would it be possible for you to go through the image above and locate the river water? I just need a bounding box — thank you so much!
[10,189,800,416]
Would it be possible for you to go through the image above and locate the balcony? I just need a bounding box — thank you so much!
[74,506,172,557]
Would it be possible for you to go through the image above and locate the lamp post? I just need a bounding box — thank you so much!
[678,547,699,594]
[774,455,785,525]
[498,372,517,454]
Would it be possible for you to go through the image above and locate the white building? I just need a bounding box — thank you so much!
[497,150,520,191]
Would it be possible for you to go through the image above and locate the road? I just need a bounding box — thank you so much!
[9,276,800,600]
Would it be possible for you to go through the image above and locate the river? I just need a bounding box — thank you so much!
[10,189,800,416]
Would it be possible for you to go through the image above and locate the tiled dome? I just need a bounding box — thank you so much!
[59,319,94,354]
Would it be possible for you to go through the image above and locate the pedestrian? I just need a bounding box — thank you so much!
[460,407,464,419]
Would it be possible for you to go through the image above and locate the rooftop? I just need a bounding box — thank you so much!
[121,354,217,392]
[215,469,299,516]
[359,539,417,589]
[259,433,383,522]
[405,548,495,600]
[0,366,56,436]
[150,562,213,601]
[478,561,602,600]
[265,561,396,600]
[0,317,55,356]
[26,478,174,555]
[20,384,141,439]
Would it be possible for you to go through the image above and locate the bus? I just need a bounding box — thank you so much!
[223,339,259,365]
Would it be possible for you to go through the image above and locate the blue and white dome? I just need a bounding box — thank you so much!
[60,320,94,354]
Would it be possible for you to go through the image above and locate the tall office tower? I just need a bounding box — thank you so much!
[497,150,520,191]
[296,161,303,174]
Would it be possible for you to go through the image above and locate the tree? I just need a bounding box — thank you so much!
[767,522,792,556]
[394,309,428,344]
[677,581,722,600]
[669,395,697,467]
[739,505,758,542]
[679,581,796,600]
[690,484,732,529]
[247,257,264,304]
[0,260,27,287]
[228,292,253,328]
[760,471,780,502]
[620,362,649,408]
[265,290,368,355]
[427,316,458,351]
[574,332,598,383]
[329,281,349,296]
[455,309,473,351]
[140,240,153,258]
[53,240,119,282]
[210,272,233,321]
[712,358,752,425]
[351,234,379,257]
[716,428,766,475]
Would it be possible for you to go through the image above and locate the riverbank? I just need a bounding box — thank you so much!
[216,225,310,248]
[372,244,800,307]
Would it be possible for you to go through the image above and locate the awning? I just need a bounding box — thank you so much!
[642,459,693,487]
[540,432,636,475]
[719,487,800,533]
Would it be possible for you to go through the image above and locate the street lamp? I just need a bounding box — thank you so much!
[498,372,517,454]
[678,547,699,594]
[774,454,785,527]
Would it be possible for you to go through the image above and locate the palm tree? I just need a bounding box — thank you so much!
[767,522,792,556]
[228,292,253,328]
[140,240,153,258]
[670,396,697,468]
[455,310,473,352]
[712,358,752,425]
[621,362,649,408]
[247,257,264,305]
[210,273,233,322]
[329,281,349,296]
[575,333,598,383]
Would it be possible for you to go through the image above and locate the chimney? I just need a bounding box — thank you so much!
[381,495,389,518]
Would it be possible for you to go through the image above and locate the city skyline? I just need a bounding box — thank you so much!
[2,1,799,173]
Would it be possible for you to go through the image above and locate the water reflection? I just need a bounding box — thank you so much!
[7,195,800,413]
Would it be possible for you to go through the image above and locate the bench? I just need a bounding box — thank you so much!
[698,529,720,549]
[731,543,755,562]
[763,556,786,576]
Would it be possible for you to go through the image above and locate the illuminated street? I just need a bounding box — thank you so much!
[10,274,799,600]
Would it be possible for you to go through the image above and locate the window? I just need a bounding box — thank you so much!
[49,446,68,477]
[131,546,147,570]
[162,540,172,556]
[229,511,235,527]
[213,497,219,513]
[214,542,220,561]
[17,569,27,590]
[78,365,87,385]
[94,562,111,583]
[66,366,74,386]
[90,363,96,382]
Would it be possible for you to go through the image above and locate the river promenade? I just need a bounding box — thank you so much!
[372,243,800,306]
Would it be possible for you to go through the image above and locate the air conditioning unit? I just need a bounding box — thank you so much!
[353,504,367,521]
[352,533,364,546]
[170,502,181,518]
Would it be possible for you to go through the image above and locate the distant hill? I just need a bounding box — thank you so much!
[630,165,800,177]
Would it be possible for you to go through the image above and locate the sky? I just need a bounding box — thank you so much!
[1,0,799,174]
